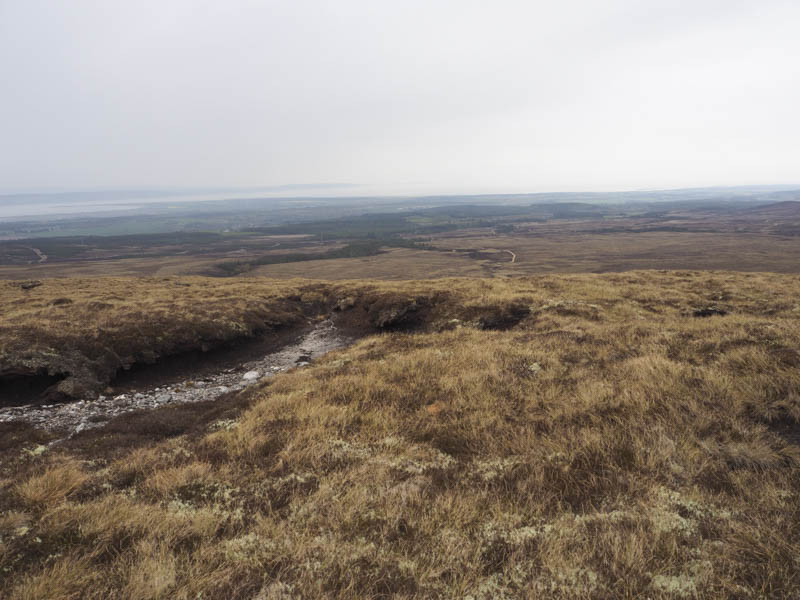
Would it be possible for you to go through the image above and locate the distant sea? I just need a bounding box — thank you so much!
[0,201,147,219]
[0,186,361,220]
[0,192,251,220]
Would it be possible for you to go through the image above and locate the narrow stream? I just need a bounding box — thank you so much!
[0,319,351,434]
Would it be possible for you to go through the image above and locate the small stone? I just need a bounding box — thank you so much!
[242,370,260,381]
[528,362,542,375]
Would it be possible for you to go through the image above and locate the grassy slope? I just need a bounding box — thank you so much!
[1,271,800,598]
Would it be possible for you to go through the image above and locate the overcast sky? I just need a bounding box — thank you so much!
[1,0,799,195]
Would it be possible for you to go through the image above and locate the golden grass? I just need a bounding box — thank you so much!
[248,247,488,280]
[12,554,99,600]
[430,230,800,273]
[234,230,800,280]
[1,271,800,598]
[14,459,88,508]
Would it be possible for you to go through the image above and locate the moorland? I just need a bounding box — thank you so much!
[1,271,799,598]
[1,188,800,280]
[1,188,799,598]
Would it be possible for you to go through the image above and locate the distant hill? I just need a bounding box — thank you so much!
[740,200,800,217]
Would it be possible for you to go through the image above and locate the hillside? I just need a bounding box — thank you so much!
[741,200,800,217]
[1,272,799,598]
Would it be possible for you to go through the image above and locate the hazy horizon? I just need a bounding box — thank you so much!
[2,1,799,194]
[2,182,800,199]
[2,182,800,222]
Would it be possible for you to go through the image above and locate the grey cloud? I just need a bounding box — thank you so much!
[1,0,798,194]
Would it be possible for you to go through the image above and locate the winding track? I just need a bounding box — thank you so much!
[26,247,48,263]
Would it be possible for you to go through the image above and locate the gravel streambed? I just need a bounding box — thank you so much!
[0,319,350,434]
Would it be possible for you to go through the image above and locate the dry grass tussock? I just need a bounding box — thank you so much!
[1,270,800,598]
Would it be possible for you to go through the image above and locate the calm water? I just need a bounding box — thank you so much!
[0,192,264,219]
[0,201,145,218]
